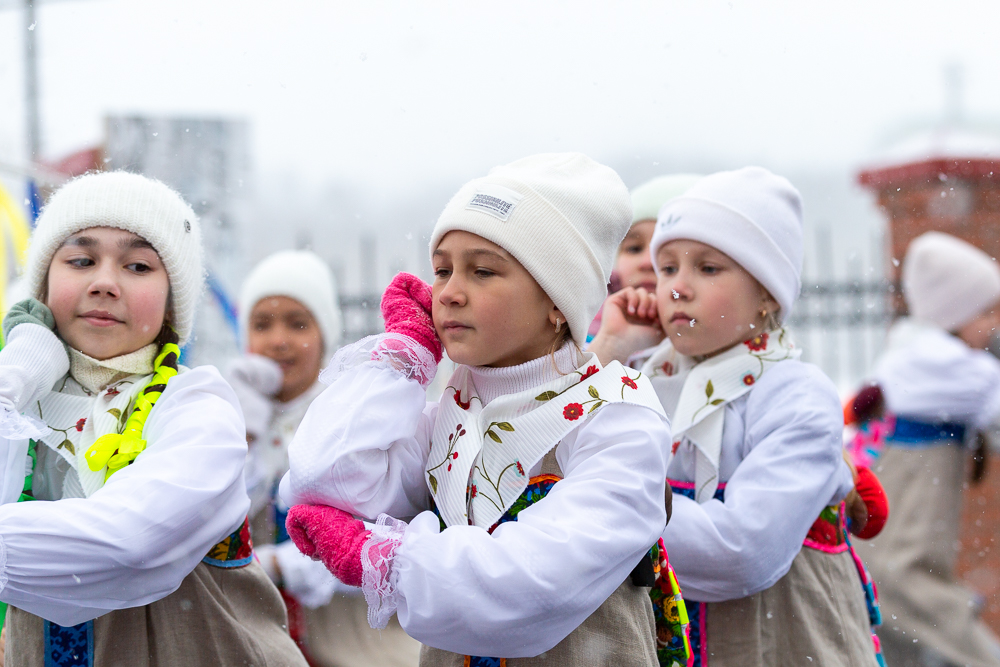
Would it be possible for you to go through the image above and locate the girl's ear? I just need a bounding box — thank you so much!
[761,290,781,330]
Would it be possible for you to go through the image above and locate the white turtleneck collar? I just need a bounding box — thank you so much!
[69,343,159,395]
[466,344,584,406]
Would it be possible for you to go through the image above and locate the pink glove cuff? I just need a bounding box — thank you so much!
[286,504,370,587]
[381,272,442,363]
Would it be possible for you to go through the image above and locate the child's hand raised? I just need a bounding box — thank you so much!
[589,287,664,366]
[381,273,442,363]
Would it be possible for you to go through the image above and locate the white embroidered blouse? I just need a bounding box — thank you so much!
[280,336,671,658]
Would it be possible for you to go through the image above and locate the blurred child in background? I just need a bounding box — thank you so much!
[228,250,420,667]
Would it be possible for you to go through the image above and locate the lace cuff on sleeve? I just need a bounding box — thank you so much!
[320,333,438,388]
[360,513,408,629]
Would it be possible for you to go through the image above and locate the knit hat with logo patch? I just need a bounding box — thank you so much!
[649,166,803,322]
[23,171,204,345]
[429,153,632,345]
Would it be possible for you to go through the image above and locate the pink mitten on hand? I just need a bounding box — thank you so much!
[286,505,371,587]
[380,272,442,363]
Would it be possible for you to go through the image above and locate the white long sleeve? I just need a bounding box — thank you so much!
[280,363,437,521]
[662,360,854,602]
[874,320,1000,430]
[281,352,670,657]
[0,324,69,440]
[394,403,668,657]
[0,366,251,626]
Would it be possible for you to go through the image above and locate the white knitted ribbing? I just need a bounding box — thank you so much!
[23,172,204,345]
[429,153,631,346]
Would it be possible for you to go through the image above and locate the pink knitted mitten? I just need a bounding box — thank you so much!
[380,272,442,362]
[286,505,371,587]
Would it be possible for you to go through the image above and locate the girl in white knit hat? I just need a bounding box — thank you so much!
[0,172,307,667]
[227,250,420,667]
[590,166,881,666]
[279,153,679,666]
[586,174,701,343]
[853,231,1000,667]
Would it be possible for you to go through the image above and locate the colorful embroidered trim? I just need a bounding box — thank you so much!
[203,516,254,568]
[464,658,506,667]
[488,473,561,533]
[463,474,561,664]
[803,504,849,553]
[650,538,693,667]
[44,619,94,667]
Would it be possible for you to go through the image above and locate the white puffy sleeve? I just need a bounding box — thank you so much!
[0,366,251,626]
[875,327,1000,431]
[279,334,438,521]
[662,361,854,602]
[371,403,670,657]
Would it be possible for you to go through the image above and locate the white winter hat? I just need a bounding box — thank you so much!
[649,166,803,321]
[24,171,204,345]
[239,250,342,357]
[902,231,1000,331]
[429,153,631,345]
[630,174,702,225]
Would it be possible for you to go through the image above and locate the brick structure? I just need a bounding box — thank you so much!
[859,128,1000,631]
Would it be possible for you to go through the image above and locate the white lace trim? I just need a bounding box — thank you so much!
[320,333,438,388]
[360,513,407,630]
[0,407,51,440]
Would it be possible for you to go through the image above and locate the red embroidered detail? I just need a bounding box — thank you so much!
[744,332,769,351]
[74,418,87,432]
[470,484,478,498]
[671,441,681,455]
[563,403,584,421]
[742,374,755,386]
[661,361,675,376]
[621,376,638,390]
[453,390,471,410]
[515,461,525,476]
[580,365,599,381]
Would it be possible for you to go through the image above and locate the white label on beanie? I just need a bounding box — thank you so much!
[466,184,524,221]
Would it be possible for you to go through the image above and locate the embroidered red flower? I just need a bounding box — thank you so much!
[621,375,638,390]
[452,451,459,459]
[743,374,756,386]
[104,387,120,399]
[580,365,599,381]
[661,361,675,376]
[515,461,525,476]
[74,418,86,432]
[470,484,478,498]
[744,332,769,351]
[447,463,452,471]
[563,403,584,421]
[671,441,681,455]
[453,391,471,410]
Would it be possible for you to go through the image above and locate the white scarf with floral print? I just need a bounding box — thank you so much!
[427,353,664,530]
[640,329,799,503]
[26,373,153,497]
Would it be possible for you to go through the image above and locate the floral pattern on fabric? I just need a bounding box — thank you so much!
[203,515,254,568]
[43,619,94,667]
[650,538,693,667]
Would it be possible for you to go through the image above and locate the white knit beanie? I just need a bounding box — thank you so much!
[649,166,803,322]
[24,171,204,345]
[239,250,342,357]
[903,231,1000,331]
[429,153,631,345]
[630,174,702,225]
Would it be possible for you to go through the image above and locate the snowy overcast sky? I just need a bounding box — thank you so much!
[1,0,999,194]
